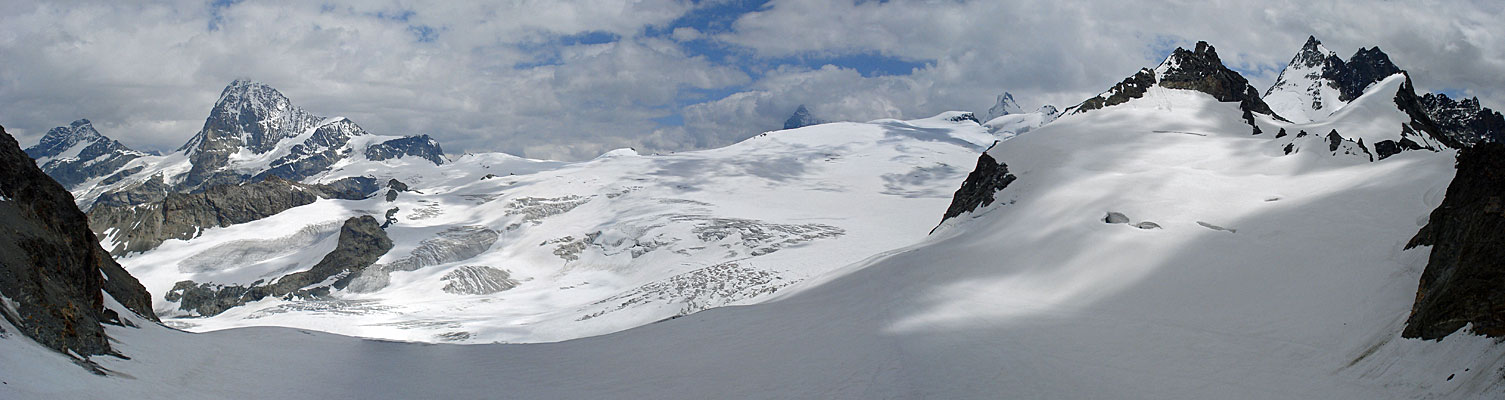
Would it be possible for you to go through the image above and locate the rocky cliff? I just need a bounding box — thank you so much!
[1403,142,1505,340]
[88,175,378,255]
[938,146,1017,225]
[0,125,155,361]
[23,119,145,190]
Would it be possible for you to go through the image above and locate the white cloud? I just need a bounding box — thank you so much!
[0,0,1501,160]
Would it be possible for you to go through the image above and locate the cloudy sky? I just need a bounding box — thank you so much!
[1,0,1501,160]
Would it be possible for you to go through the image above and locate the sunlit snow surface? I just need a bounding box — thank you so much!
[5,90,1505,398]
[122,113,995,344]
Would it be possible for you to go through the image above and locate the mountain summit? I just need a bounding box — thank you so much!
[1066,41,1280,134]
[984,92,1024,122]
[23,119,144,189]
[1265,36,1403,122]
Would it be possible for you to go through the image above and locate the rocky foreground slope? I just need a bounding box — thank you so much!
[0,125,154,364]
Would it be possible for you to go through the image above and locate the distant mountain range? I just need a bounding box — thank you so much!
[3,35,1505,398]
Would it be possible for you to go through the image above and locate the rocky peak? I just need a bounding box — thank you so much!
[366,134,447,165]
[1403,142,1505,340]
[1288,36,1343,70]
[784,105,824,130]
[1072,40,1277,123]
[1420,93,1505,146]
[24,119,145,191]
[1155,41,1275,114]
[25,119,105,160]
[985,92,1024,121]
[1330,47,1401,102]
[184,80,322,156]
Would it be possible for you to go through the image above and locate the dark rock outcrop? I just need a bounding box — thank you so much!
[1156,42,1278,117]
[783,105,825,130]
[88,176,375,255]
[164,215,393,316]
[1070,68,1156,113]
[1420,93,1505,147]
[269,215,392,293]
[1403,142,1505,340]
[1330,47,1402,102]
[947,112,981,124]
[1070,41,1279,130]
[1392,75,1460,150]
[1325,130,1374,162]
[366,135,446,165]
[0,125,155,361]
[23,119,144,190]
[384,178,408,202]
[939,147,1017,224]
[1374,138,1428,160]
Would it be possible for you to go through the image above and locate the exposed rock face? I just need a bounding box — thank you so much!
[1420,93,1505,147]
[0,125,155,360]
[247,117,366,184]
[1402,142,1505,340]
[366,135,446,165]
[441,266,519,295]
[1392,75,1459,150]
[947,112,981,124]
[72,80,446,205]
[1071,68,1156,113]
[88,176,375,255]
[939,149,1017,223]
[270,215,392,293]
[164,215,392,316]
[178,80,324,190]
[1265,36,1423,126]
[1072,41,1278,126]
[1156,42,1278,117]
[23,119,145,190]
[783,105,825,130]
[1325,130,1374,162]
[1331,47,1402,102]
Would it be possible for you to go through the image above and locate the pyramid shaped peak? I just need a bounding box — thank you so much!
[986,92,1024,121]
[69,119,93,127]
[784,104,823,130]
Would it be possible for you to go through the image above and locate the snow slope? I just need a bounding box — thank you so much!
[4,74,1502,398]
[118,113,995,344]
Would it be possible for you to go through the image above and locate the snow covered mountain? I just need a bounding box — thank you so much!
[59,80,445,210]
[979,92,1059,140]
[983,92,1024,121]
[111,112,995,343]
[23,119,147,190]
[983,105,1059,139]
[1264,36,1407,124]
[1067,41,1280,136]
[5,38,1505,399]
